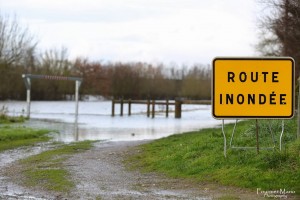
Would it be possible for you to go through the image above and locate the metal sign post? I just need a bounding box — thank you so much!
[221,120,227,158]
[22,74,83,120]
[23,76,31,118]
[75,80,81,123]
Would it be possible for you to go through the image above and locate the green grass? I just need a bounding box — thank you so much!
[0,126,50,152]
[0,115,26,123]
[20,140,94,193]
[128,119,300,195]
[0,106,26,123]
[0,109,48,152]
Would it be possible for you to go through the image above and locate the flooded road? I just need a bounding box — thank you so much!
[1,101,222,142]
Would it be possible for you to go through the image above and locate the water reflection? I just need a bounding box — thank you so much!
[74,121,79,141]
[25,114,222,143]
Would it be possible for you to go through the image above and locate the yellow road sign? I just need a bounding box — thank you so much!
[212,57,295,119]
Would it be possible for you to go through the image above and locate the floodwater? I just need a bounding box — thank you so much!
[0,100,223,142]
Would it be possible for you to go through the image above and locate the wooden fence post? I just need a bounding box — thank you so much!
[128,99,131,116]
[147,99,150,117]
[111,99,115,117]
[175,100,182,118]
[152,99,155,118]
[120,97,124,116]
[166,99,169,117]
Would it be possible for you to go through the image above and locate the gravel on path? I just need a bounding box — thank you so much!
[1,140,265,200]
[65,140,262,200]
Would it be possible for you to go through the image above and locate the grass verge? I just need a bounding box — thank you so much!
[128,119,300,197]
[19,140,94,193]
[0,126,50,152]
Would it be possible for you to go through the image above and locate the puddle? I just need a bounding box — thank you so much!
[0,182,48,200]
[0,143,53,167]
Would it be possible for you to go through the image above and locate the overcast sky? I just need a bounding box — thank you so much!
[1,0,262,65]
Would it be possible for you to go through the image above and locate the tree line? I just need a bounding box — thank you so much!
[74,59,211,100]
[1,55,212,100]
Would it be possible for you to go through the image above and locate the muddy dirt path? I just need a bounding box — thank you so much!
[1,140,264,200]
[65,141,210,199]
[65,140,261,200]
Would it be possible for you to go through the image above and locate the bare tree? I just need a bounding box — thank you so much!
[0,14,37,65]
[37,47,70,74]
[0,13,38,100]
[257,0,300,76]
